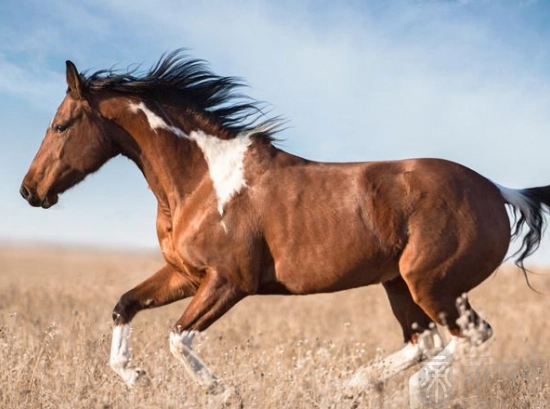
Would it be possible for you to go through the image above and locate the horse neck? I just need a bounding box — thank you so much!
[98,94,306,212]
[100,96,210,208]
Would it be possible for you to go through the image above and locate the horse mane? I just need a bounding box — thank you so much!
[80,49,282,139]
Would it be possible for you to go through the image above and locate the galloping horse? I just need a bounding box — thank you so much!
[20,51,550,392]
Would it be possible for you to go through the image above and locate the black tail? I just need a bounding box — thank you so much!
[497,184,550,272]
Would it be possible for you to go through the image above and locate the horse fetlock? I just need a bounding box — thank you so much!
[417,326,444,358]
[169,330,193,354]
[464,320,493,346]
[169,330,221,389]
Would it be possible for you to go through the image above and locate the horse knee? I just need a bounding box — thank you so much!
[112,291,141,324]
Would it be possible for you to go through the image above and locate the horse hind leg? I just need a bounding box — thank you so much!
[397,265,496,407]
[407,294,492,409]
[346,258,495,392]
[346,276,444,390]
[382,276,442,351]
[403,275,494,345]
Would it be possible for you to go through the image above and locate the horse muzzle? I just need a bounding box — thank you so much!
[20,183,59,209]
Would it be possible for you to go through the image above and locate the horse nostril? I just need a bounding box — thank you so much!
[20,184,31,200]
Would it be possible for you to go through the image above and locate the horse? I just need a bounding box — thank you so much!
[20,50,550,394]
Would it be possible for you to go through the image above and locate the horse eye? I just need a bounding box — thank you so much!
[53,123,69,133]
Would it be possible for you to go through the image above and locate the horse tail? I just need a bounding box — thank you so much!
[496,184,550,272]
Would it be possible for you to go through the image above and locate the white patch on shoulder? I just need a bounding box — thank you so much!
[129,101,252,215]
[188,130,252,215]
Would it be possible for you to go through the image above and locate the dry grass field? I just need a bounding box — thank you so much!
[1,244,550,408]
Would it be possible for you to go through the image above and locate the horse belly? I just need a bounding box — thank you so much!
[271,257,399,295]
[268,228,400,295]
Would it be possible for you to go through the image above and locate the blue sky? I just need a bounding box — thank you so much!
[2,0,550,263]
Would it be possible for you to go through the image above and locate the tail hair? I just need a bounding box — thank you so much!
[497,184,550,272]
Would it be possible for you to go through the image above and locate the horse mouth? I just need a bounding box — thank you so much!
[41,193,59,209]
[20,185,59,208]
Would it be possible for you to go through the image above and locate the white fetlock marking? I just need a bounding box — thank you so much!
[347,326,444,390]
[418,326,444,358]
[432,330,444,349]
[110,324,144,386]
[442,335,459,356]
[169,331,219,389]
[377,342,422,380]
[347,342,422,389]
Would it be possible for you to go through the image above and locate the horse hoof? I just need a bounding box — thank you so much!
[207,384,242,407]
[346,365,382,389]
[136,368,151,386]
[125,368,150,388]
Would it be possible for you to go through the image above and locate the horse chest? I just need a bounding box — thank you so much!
[158,208,228,272]
[157,217,182,267]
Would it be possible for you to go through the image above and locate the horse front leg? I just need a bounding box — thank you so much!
[110,263,194,386]
[169,268,245,393]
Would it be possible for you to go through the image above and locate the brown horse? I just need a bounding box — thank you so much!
[20,51,550,392]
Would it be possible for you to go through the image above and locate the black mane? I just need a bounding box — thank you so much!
[81,49,281,137]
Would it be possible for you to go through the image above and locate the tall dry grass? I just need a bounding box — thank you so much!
[1,244,549,408]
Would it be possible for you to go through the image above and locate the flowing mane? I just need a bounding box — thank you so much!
[80,49,281,138]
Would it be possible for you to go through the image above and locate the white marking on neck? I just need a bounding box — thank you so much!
[130,101,185,137]
[130,101,252,216]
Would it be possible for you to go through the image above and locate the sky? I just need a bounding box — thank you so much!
[2,0,550,264]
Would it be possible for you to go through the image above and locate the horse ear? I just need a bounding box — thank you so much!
[66,60,83,98]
